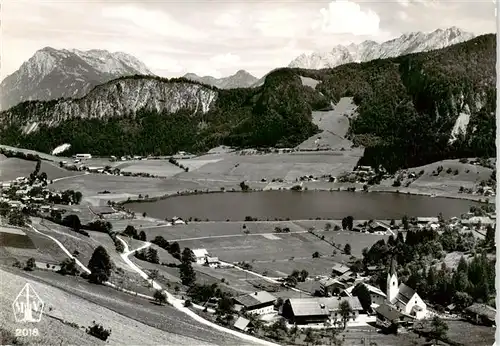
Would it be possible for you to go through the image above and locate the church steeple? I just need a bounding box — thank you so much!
[389,255,397,277]
[386,255,399,303]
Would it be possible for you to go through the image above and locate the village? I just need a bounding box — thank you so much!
[0,148,496,346]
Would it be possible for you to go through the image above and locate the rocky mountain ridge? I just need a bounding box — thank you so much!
[0,47,154,111]
[289,27,475,69]
[183,70,258,89]
[0,34,495,173]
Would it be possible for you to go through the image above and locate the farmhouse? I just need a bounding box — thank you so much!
[282,297,363,326]
[364,283,387,308]
[192,248,209,264]
[331,262,351,277]
[464,303,496,326]
[386,257,427,319]
[205,256,219,268]
[74,153,92,159]
[367,221,391,234]
[87,166,104,173]
[461,216,495,226]
[171,217,185,225]
[319,277,347,297]
[233,291,276,315]
[375,304,404,331]
[416,217,439,225]
[281,299,329,325]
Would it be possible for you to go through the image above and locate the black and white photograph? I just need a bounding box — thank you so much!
[0,0,497,345]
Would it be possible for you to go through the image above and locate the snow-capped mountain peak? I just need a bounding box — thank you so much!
[288,27,475,69]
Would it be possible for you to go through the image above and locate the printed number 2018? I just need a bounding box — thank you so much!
[16,328,39,337]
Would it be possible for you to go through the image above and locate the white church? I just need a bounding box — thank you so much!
[386,257,427,320]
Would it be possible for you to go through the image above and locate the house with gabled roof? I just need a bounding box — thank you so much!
[233,291,276,315]
[386,257,427,319]
[331,262,351,277]
[192,248,209,264]
[281,296,363,326]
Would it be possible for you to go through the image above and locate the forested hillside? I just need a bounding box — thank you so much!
[0,34,495,172]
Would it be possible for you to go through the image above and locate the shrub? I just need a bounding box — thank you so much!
[86,322,111,341]
[24,258,36,271]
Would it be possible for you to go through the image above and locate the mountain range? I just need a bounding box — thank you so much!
[0,27,476,112]
[288,27,475,69]
[183,70,258,89]
[0,47,153,111]
[0,34,495,174]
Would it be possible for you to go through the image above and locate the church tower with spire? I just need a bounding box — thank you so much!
[386,255,399,303]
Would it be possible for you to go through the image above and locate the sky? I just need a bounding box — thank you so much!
[1,0,497,79]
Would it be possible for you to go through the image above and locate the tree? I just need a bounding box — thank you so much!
[299,269,309,282]
[430,316,448,344]
[239,181,249,191]
[58,258,80,276]
[345,216,354,230]
[123,225,138,238]
[181,248,196,263]
[24,258,36,271]
[88,246,113,284]
[74,191,83,204]
[312,251,320,258]
[154,289,167,305]
[339,300,353,329]
[325,222,332,231]
[352,284,371,312]
[402,215,409,230]
[62,214,81,231]
[179,261,196,286]
[147,248,160,264]
[344,243,352,255]
[86,322,111,341]
[485,225,495,247]
[138,230,146,241]
[168,242,181,259]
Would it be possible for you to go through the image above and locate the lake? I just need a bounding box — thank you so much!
[126,190,484,221]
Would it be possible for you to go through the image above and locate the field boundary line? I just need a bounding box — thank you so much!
[115,236,280,346]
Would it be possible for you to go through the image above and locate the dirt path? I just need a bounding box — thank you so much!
[115,236,280,346]
[27,222,276,345]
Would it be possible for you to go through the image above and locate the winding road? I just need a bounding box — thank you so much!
[27,222,279,346]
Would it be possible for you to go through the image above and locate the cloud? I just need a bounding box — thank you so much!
[210,53,241,66]
[214,11,241,28]
[252,8,300,38]
[101,5,205,40]
[314,0,381,36]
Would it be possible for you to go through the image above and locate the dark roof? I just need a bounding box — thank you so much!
[465,303,496,321]
[332,262,350,275]
[395,283,416,304]
[389,256,397,277]
[375,304,402,322]
[234,291,276,308]
[286,297,363,317]
[286,299,330,317]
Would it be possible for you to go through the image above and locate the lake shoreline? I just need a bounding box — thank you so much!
[118,182,493,207]
[119,185,488,222]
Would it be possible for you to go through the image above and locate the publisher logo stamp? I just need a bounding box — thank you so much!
[13,283,44,323]
[12,283,43,338]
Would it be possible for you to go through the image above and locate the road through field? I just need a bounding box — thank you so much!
[52,171,89,183]
[115,236,280,346]
[27,223,276,345]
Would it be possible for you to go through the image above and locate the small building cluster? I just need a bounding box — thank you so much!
[192,248,221,268]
